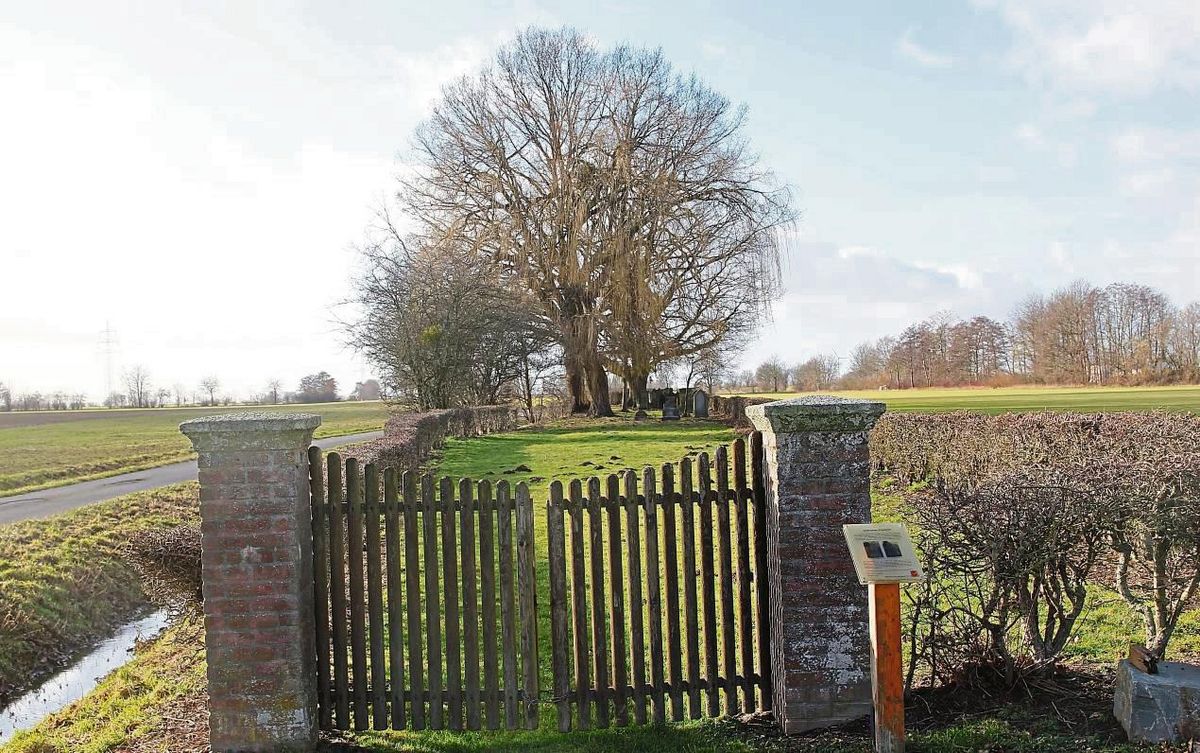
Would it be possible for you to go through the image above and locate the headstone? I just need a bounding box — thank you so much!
[661,392,681,421]
[693,389,709,418]
[1115,659,1200,743]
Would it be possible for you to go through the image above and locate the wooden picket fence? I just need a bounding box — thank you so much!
[308,431,772,734]
[545,434,772,730]
[309,450,539,732]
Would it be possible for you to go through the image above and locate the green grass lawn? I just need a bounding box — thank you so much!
[2,414,1192,752]
[0,401,393,496]
[435,415,735,502]
[731,384,1200,414]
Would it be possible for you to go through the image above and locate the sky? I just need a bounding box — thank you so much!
[1,0,1198,401]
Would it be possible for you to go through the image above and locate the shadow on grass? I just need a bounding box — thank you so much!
[322,718,762,753]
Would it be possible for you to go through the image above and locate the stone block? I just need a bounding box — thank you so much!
[1115,659,1200,743]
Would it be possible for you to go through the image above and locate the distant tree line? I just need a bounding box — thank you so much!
[729,280,1200,393]
[348,27,792,416]
[0,371,381,411]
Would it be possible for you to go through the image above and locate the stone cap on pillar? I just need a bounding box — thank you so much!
[180,412,321,450]
[745,395,886,434]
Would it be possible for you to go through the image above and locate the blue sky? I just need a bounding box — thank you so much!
[1,1,1198,398]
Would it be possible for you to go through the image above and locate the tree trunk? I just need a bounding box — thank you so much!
[586,356,614,417]
[631,371,650,411]
[564,349,590,414]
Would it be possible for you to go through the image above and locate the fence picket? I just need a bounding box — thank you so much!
[327,453,350,729]
[516,483,539,729]
[402,472,425,730]
[624,470,647,725]
[751,431,772,711]
[346,459,369,730]
[478,480,500,729]
[498,481,519,730]
[698,453,719,717]
[643,466,665,724]
[567,479,591,729]
[661,463,684,721]
[460,479,481,731]
[308,447,332,730]
[365,463,387,729]
[547,483,572,732]
[441,477,463,730]
[383,468,405,730]
[586,477,610,727]
[422,474,443,729]
[605,474,628,726]
[679,458,701,719]
[734,440,756,711]
[715,447,738,715]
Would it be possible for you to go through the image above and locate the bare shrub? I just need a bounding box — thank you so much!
[123,525,202,612]
[906,475,1110,688]
[878,410,1200,684]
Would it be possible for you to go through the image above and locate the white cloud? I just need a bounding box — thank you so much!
[896,28,954,68]
[741,242,1020,368]
[1120,168,1176,197]
[980,0,1200,95]
[1111,126,1200,162]
[700,41,729,60]
[1014,122,1078,166]
[1015,122,1047,148]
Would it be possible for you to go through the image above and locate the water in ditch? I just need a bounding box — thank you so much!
[0,609,170,742]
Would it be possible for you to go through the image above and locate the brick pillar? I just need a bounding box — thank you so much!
[180,413,321,753]
[745,396,885,734]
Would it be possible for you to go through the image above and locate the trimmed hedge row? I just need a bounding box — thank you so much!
[341,405,518,469]
[871,410,1200,682]
[710,395,773,427]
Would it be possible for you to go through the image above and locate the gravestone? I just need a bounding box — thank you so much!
[661,392,681,421]
[693,389,709,417]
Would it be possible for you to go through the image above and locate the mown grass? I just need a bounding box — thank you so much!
[0,483,198,702]
[435,415,736,502]
[3,415,1193,752]
[0,401,392,496]
[733,384,1200,414]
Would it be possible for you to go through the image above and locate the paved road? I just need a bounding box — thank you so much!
[0,430,382,526]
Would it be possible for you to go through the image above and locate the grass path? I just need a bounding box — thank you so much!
[733,384,1200,414]
[0,401,392,497]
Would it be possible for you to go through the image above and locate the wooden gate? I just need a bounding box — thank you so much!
[544,433,772,731]
[308,451,540,732]
[308,431,772,734]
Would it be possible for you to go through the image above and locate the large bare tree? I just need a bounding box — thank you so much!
[594,45,792,408]
[402,27,791,416]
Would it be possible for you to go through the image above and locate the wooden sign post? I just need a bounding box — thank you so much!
[843,523,924,753]
[869,582,904,753]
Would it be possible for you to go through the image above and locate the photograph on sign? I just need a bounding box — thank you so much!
[843,523,924,585]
